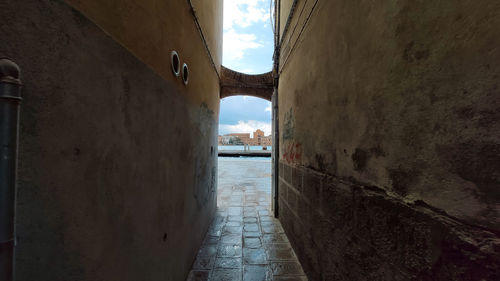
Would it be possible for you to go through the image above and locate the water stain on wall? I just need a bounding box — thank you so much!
[282,108,295,140]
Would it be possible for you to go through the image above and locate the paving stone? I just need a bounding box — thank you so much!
[213,215,226,224]
[265,243,292,250]
[203,235,219,245]
[270,261,305,276]
[243,231,261,238]
[266,247,296,261]
[228,207,243,215]
[215,257,242,269]
[218,244,242,257]
[243,248,267,265]
[223,226,243,234]
[261,223,284,234]
[207,227,222,237]
[244,223,260,232]
[260,216,274,222]
[244,237,262,249]
[245,195,257,201]
[228,215,243,222]
[244,211,257,217]
[258,210,270,216]
[262,234,289,244]
[220,234,242,244]
[198,244,217,257]
[261,221,280,227]
[227,221,242,227]
[243,265,272,281]
[215,211,228,217]
[243,217,257,223]
[210,223,225,232]
[192,256,215,270]
[211,268,242,281]
[188,158,307,281]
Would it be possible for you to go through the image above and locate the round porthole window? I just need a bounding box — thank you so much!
[171,51,180,76]
[182,63,189,85]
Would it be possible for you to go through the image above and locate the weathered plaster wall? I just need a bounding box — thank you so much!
[277,0,500,280]
[0,0,221,280]
[279,0,295,40]
[64,0,222,109]
[191,0,223,73]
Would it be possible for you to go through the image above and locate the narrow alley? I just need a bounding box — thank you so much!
[187,158,307,281]
[1,0,499,280]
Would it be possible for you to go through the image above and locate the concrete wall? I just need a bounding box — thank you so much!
[277,0,500,280]
[0,0,221,280]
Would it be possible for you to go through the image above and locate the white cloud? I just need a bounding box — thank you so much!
[224,0,270,30]
[265,105,272,112]
[224,29,263,61]
[220,120,272,136]
[223,0,270,63]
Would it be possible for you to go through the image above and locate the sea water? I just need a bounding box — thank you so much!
[218,145,272,151]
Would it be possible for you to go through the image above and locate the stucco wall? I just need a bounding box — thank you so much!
[0,0,221,280]
[279,0,500,236]
[191,0,223,73]
[279,0,295,40]
[277,0,500,280]
[65,0,222,108]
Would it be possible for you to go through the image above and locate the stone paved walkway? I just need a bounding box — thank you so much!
[187,158,307,281]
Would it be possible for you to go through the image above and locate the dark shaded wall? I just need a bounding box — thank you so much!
[276,0,500,280]
[0,0,221,280]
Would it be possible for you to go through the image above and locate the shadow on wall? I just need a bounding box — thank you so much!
[0,0,220,280]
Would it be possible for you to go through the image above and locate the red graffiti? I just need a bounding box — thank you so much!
[282,142,302,164]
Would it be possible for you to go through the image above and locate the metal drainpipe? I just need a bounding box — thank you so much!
[0,58,22,281]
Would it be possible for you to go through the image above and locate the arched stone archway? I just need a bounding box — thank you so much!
[219,66,273,101]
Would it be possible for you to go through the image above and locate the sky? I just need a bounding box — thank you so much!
[219,0,274,136]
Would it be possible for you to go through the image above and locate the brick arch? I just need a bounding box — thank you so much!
[219,66,273,101]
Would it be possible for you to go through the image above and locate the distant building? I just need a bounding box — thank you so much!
[219,133,248,145]
[219,129,272,146]
[254,129,265,138]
